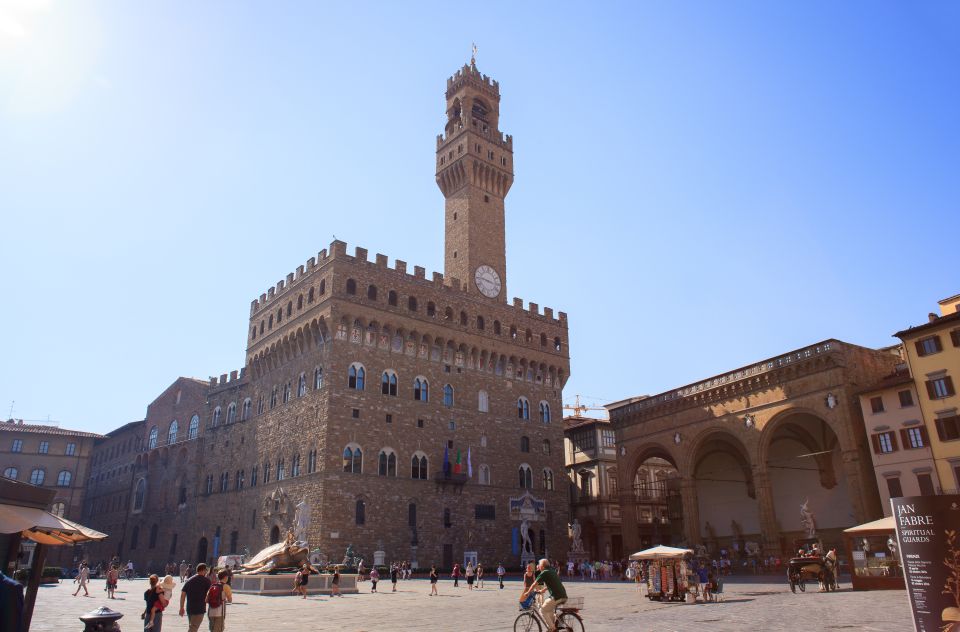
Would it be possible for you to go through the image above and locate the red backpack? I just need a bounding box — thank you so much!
[207,582,223,609]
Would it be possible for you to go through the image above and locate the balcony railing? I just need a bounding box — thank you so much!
[633,481,669,501]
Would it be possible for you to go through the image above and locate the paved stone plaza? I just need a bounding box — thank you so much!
[32,575,914,631]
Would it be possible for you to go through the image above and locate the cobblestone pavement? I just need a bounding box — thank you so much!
[32,575,913,631]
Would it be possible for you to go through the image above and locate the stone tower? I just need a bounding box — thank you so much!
[436,58,514,301]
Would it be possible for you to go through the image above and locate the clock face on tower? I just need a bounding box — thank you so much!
[474,265,502,298]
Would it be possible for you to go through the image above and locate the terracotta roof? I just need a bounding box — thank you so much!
[857,371,914,395]
[894,309,960,339]
[563,415,609,431]
[0,421,105,439]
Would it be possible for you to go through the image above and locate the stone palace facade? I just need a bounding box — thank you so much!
[81,59,571,572]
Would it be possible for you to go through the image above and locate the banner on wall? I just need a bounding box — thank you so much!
[890,495,960,632]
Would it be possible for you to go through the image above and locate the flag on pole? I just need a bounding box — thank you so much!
[467,446,473,478]
[454,448,462,474]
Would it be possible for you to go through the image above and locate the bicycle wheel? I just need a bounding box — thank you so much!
[514,612,542,632]
[557,611,585,632]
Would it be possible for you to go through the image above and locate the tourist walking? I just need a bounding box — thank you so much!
[179,561,188,583]
[293,563,309,599]
[369,566,380,592]
[331,567,342,597]
[451,563,461,587]
[390,564,399,592]
[73,562,90,597]
[206,570,232,632]
[465,562,475,590]
[106,564,119,599]
[476,563,484,589]
[497,563,505,589]
[428,565,439,596]
[179,563,211,632]
[142,574,166,631]
[126,560,135,580]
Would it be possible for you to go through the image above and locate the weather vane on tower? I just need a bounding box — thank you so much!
[471,42,478,66]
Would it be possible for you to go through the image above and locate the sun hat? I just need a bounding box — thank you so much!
[161,575,176,591]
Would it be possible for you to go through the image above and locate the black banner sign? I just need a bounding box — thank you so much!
[890,495,960,632]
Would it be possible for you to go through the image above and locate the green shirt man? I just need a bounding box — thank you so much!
[535,567,567,600]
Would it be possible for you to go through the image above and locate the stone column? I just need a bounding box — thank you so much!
[679,478,701,546]
[752,467,780,555]
[619,493,640,554]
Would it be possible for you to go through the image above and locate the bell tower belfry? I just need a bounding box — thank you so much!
[436,56,513,301]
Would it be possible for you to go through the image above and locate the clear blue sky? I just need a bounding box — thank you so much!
[1,1,958,434]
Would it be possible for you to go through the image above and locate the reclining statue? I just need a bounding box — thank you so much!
[239,529,309,575]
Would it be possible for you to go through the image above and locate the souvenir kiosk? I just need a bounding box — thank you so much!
[842,516,904,591]
[630,545,694,602]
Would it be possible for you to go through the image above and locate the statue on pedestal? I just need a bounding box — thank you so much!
[293,499,310,546]
[568,519,584,553]
[800,498,817,538]
[520,519,534,556]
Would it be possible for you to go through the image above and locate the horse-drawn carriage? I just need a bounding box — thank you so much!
[787,555,837,593]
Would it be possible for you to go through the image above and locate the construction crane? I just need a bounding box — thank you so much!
[563,395,608,419]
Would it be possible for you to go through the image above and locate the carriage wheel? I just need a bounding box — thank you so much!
[789,578,797,593]
[798,577,806,592]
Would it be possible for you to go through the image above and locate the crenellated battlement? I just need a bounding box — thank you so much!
[249,239,566,328]
[446,63,500,97]
[209,367,247,389]
[436,125,512,151]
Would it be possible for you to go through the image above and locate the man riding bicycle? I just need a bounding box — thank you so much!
[520,559,568,631]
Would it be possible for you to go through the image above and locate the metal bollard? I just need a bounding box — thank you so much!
[79,606,124,631]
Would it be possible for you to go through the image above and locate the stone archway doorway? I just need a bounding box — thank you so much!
[692,432,759,556]
[269,525,281,545]
[197,537,208,564]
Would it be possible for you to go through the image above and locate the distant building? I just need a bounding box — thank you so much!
[856,361,939,516]
[0,419,102,566]
[894,293,960,495]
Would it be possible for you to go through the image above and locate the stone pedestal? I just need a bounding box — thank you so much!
[231,573,359,595]
[520,552,537,568]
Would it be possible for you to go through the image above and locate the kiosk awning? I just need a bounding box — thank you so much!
[0,502,107,545]
[842,516,895,534]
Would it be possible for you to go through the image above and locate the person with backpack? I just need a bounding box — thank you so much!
[497,563,506,589]
[369,566,380,592]
[206,569,232,632]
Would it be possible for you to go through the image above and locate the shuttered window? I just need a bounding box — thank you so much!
[926,376,956,400]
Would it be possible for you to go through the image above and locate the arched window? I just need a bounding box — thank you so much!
[133,478,146,511]
[291,454,301,477]
[308,287,315,303]
[342,445,362,474]
[148,426,159,449]
[542,439,551,455]
[355,499,366,525]
[554,337,562,352]
[518,465,533,489]
[348,363,365,390]
[167,420,179,444]
[378,449,397,477]
[388,290,398,306]
[367,285,378,300]
[408,296,418,311]
[319,279,326,295]
[427,302,436,318]
[270,387,278,408]
[226,403,237,424]
[241,399,252,421]
[493,320,501,335]
[298,373,307,397]
[297,294,303,310]
[414,377,429,402]
[444,307,453,321]
[56,470,72,487]
[459,311,467,326]
[476,316,485,330]
[3,467,17,480]
[540,333,547,347]
[237,470,245,489]
[188,415,199,440]
[51,501,65,517]
[286,301,292,317]
[520,436,530,453]
[411,452,428,480]
[345,278,357,295]
[510,325,517,339]
[213,407,222,426]
[314,367,324,390]
[539,401,551,424]
[478,390,489,412]
[443,384,454,408]
[542,468,554,490]
[283,382,291,403]
[381,370,398,396]
[478,464,491,485]
[517,397,530,420]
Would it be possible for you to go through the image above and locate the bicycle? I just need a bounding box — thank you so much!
[514,596,584,632]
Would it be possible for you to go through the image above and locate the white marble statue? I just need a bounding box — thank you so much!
[293,498,310,545]
[568,519,584,553]
[799,498,817,539]
[520,519,533,555]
